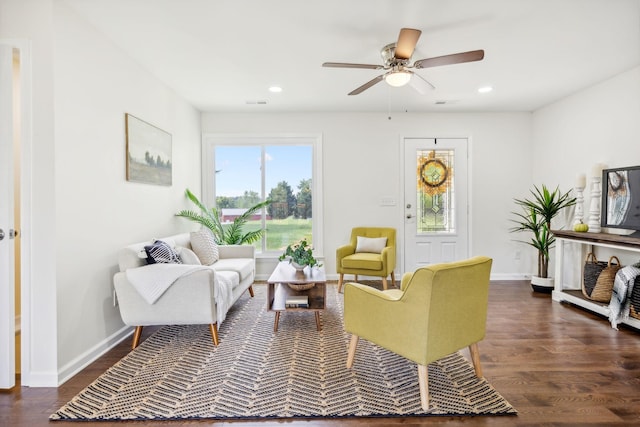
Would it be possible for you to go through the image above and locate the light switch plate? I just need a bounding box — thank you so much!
[380,197,396,206]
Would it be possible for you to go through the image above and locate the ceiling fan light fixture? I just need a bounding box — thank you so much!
[385,70,412,87]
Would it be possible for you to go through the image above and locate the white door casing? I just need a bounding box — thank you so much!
[403,138,469,273]
[0,44,16,389]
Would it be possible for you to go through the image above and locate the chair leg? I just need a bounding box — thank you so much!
[132,326,143,349]
[346,335,359,368]
[382,277,388,290]
[248,285,254,297]
[354,274,358,282]
[338,273,344,293]
[418,364,429,410]
[209,324,220,346]
[469,342,483,377]
[391,271,396,287]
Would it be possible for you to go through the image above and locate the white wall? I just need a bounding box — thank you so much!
[1,0,59,386]
[201,112,533,279]
[1,1,202,385]
[532,66,640,279]
[533,66,640,193]
[51,1,202,381]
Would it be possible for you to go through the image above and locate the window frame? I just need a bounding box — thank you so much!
[201,133,323,258]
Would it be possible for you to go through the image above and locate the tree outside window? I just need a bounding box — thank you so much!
[214,144,314,253]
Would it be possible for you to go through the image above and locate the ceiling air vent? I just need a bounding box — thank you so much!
[245,100,268,105]
[435,99,459,105]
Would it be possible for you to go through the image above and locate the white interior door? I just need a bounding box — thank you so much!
[0,44,16,389]
[403,138,469,273]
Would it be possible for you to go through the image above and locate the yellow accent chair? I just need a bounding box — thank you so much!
[344,256,493,410]
[336,227,396,293]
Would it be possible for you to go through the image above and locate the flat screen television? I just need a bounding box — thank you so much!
[601,165,640,238]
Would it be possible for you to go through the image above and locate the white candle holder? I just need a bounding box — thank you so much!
[587,175,602,233]
[573,186,585,226]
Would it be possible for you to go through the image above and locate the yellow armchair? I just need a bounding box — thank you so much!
[336,227,396,293]
[344,256,493,410]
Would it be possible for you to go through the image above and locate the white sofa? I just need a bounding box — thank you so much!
[113,232,255,349]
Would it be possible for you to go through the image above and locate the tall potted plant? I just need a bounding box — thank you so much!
[176,189,271,245]
[510,184,576,292]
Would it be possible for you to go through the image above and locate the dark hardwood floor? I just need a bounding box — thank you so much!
[2,281,640,426]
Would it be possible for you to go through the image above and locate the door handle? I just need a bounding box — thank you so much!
[0,229,17,240]
[406,214,412,219]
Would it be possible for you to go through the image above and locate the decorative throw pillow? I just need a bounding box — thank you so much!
[190,229,219,265]
[355,236,388,254]
[177,247,202,265]
[144,240,183,264]
[138,237,177,259]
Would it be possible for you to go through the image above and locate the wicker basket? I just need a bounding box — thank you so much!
[287,282,315,291]
[590,255,621,302]
[582,253,607,299]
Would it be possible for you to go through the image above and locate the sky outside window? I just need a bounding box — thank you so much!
[215,145,312,198]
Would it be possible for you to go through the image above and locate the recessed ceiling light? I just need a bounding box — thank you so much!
[269,86,282,93]
[478,86,493,93]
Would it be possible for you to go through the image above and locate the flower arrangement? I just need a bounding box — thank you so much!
[278,238,322,269]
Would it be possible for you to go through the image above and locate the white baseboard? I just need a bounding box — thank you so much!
[22,370,60,387]
[490,273,530,281]
[256,272,530,282]
[56,325,132,386]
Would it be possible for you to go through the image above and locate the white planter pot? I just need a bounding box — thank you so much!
[291,261,307,271]
[530,276,554,293]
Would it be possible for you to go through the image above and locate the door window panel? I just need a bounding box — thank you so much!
[416,149,456,234]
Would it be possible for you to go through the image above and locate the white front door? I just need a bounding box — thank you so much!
[0,44,16,389]
[403,138,469,273]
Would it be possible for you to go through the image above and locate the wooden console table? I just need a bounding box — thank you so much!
[551,229,640,329]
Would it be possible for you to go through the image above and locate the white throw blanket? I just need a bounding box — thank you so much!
[213,273,233,325]
[607,265,640,330]
[126,264,234,325]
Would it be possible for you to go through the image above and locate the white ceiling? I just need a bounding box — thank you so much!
[63,0,640,113]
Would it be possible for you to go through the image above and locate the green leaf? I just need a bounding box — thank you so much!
[509,184,576,277]
[176,188,271,245]
[278,238,322,268]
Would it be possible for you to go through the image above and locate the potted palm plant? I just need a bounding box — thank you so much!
[510,184,576,293]
[176,189,271,245]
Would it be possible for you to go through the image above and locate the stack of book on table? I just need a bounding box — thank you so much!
[285,295,309,308]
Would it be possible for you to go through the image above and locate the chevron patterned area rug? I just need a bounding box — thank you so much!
[51,283,516,421]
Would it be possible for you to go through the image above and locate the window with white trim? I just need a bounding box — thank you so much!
[202,134,323,256]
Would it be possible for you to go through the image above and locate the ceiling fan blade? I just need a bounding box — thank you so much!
[395,28,422,60]
[348,75,385,96]
[409,72,435,94]
[323,62,383,70]
[413,50,485,69]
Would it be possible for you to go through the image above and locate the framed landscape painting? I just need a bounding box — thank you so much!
[125,113,172,186]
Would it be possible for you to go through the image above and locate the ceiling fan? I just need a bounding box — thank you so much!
[322,28,484,96]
